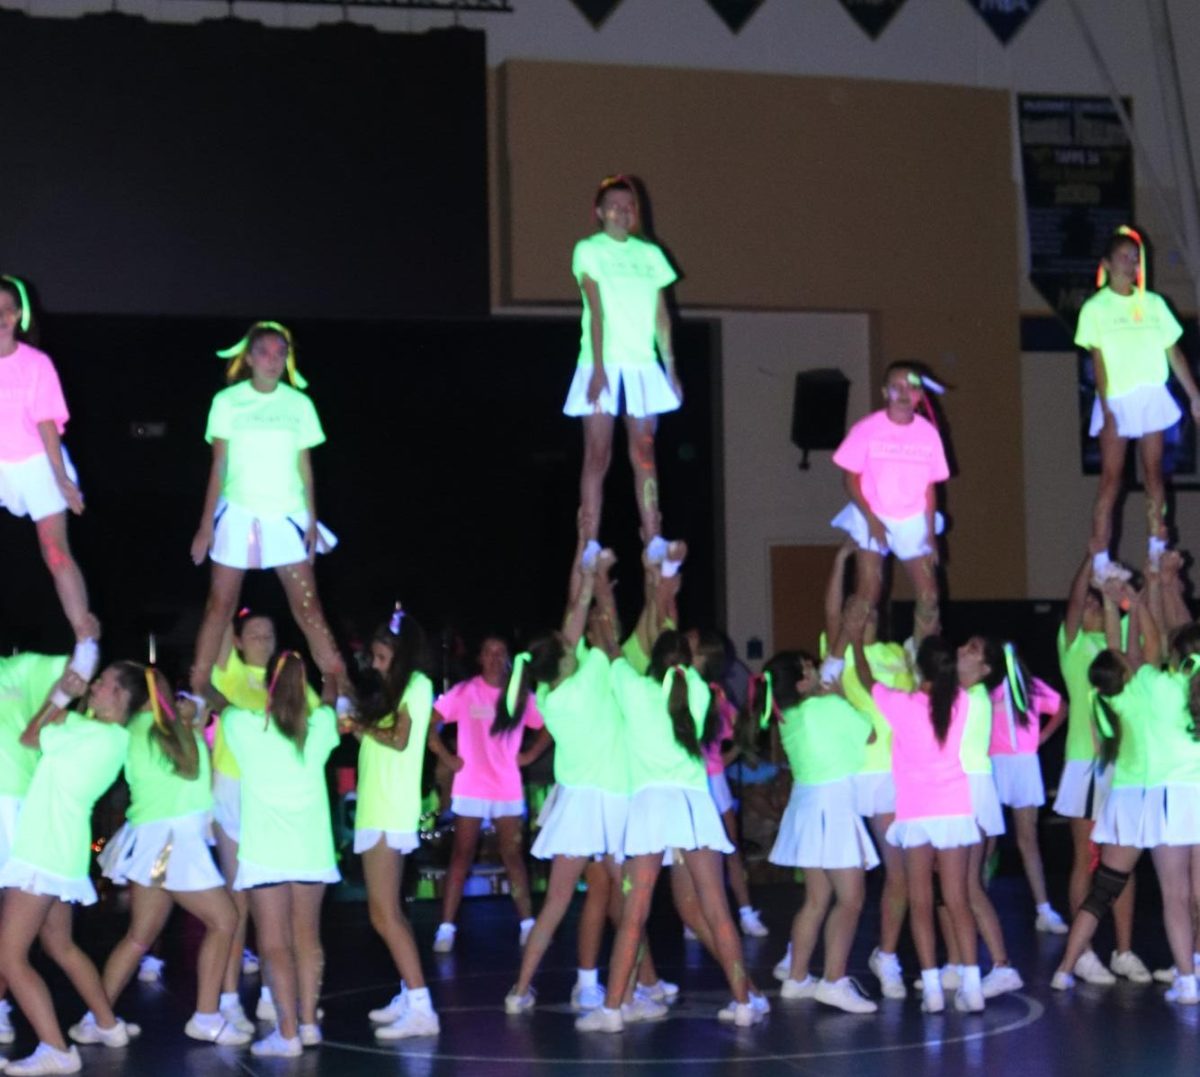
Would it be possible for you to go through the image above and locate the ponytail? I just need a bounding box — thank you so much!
[915,637,958,747]
[1087,649,1128,767]
[268,651,310,754]
[664,666,703,759]
[493,652,533,736]
[145,668,200,780]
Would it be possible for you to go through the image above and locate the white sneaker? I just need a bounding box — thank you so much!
[1034,908,1069,935]
[67,1015,131,1047]
[369,989,408,1024]
[137,955,165,983]
[645,536,669,564]
[780,975,818,1000]
[241,949,261,975]
[0,998,14,1044]
[219,999,255,1035]
[940,964,961,991]
[299,1023,322,1047]
[250,1029,302,1057]
[184,1016,252,1046]
[815,978,877,1014]
[575,1006,624,1033]
[1154,966,1178,985]
[519,918,535,947]
[1074,950,1116,985]
[981,965,1024,998]
[750,990,771,1016]
[5,1043,83,1075]
[621,996,668,1023]
[433,922,457,954]
[869,948,907,999]
[1167,974,1200,1005]
[773,944,793,982]
[255,993,277,1022]
[1050,971,1075,991]
[921,984,945,1013]
[731,1001,763,1028]
[504,988,535,1015]
[570,982,606,1011]
[954,986,985,1013]
[375,1007,440,1039]
[716,992,769,1022]
[1111,950,1152,983]
[635,979,679,1003]
[739,908,769,938]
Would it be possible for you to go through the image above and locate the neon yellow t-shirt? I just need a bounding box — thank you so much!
[959,683,993,776]
[210,650,320,780]
[611,658,710,793]
[205,380,325,517]
[840,641,914,775]
[123,711,213,826]
[1136,668,1198,787]
[0,653,67,797]
[574,232,676,369]
[778,695,871,786]
[12,713,129,880]
[1100,665,1158,789]
[537,643,628,795]
[1058,624,1109,763]
[223,704,339,876]
[355,673,434,834]
[1075,288,1182,398]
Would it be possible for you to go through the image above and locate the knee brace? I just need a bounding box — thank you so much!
[1080,864,1131,920]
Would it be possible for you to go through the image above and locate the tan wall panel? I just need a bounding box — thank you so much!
[771,545,841,656]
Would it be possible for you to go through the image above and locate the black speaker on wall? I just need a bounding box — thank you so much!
[791,368,850,469]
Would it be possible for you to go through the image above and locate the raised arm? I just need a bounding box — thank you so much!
[823,540,856,649]
[1063,550,1094,644]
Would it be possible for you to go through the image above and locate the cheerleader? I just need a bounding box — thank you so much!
[0,651,70,1045]
[353,608,440,1040]
[987,644,1069,934]
[96,670,247,1046]
[0,662,139,1076]
[850,627,984,1014]
[223,652,342,1058]
[0,276,101,684]
[761,652,878,1014]
[567,175,680,560]
[1054,553,1148,983]
[1052,581,1163,992]
[577,630,759,1032]
[189,321,344,702]
[1079,227,1200,577]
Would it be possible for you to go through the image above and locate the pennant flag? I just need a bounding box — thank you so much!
[704,0,766,34]
[963,0,1046,45]
[836,0,909,40]
[568,0,623,29]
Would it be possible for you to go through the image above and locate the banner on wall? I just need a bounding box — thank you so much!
[703,0,766,33]
[835,0,909,39]
[963,0,1045,44]
[568,0,623,28]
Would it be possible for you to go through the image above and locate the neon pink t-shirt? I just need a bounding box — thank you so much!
[435,675,544,802]
[832,410,949,520]
[702,689,736,777]
[0,343,69,462]
[988,677,1061,757]
[873,683,971,820]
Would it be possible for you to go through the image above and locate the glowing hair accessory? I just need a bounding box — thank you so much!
[660,664,689,704]
[216,321,307,389]
[1001,642,1028,751]
[144,668,177,734]
[389,602,405,636]
[1,275,32,332]
[1181,654,1200,678]
[506,652,531,717]
[1096,226,1146,295]
[751,671,776,730]
[266,650,302,725]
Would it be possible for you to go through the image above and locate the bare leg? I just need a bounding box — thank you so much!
[902,845,938,970]
[1067,817,1094,916]
[1139,432,1167,541]
[363,841,426,989]
[604,857,660,988]
[937,846,977,968]
[0,892,67,1049]
[101,885,174,1005]
[191,564,245,695]
[869,813,908,953]
[274,561,342,680]
[39,902,117,1028]
[34,512,94,640]
[1055,845,1141,974]
[290,883,326,1027]
[1090,418,1126,555]
[719,807,752,912]
[214,823,250,994]
[899,552,940,643]
[440,815,482,927]
[604,855,661,1010]
[824,868,868,982]
[681,848,750,1003]
[494,815,534,922]
[789,869,833,981]
[248,885,298,1039]
[623,415,662,543]
[966,837,1009,965]
[1113,866,1137,954]
[831,549,884,657]
[1012,806,1050,907]
[578,860,610,973]
[173,888,239,1014]
[513,856,588,996]
[580,414,615,544]
[1151,845,1195,975]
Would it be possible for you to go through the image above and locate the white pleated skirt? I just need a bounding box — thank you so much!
[1053,758,1110,820]
[886,815,981,851]
[1089,382,1181,438]
[210,500,338,570]
[0,858,97,905]
[211,772,241,842]
[531,784,628,860]
[1142,784,1200,847]
[451,796,525,822]
[233,859,341,890]
[353,829,419,855]
[1091,785,1148,847]
[992,754,1046,809]
[708,772,735,815]
[0,795,22,868]
[968,772,1006,837]
[623,784,733,857]
[769,779,880,871]
[853,771,896,817]
[562,362,681,419]
[100,813,224,892]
